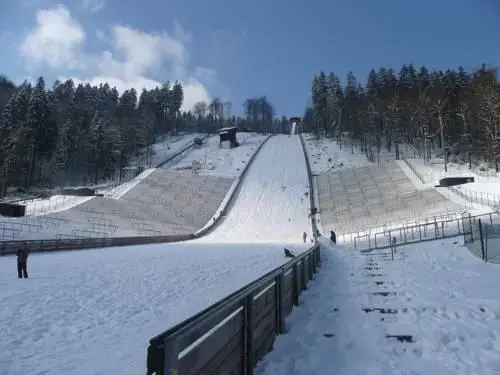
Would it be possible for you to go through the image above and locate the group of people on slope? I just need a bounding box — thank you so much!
[301,230,336,244]
[286,229,337,258]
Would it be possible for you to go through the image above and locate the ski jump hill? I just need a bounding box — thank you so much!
[0,134,269,249]
[1,132,490,375]
[315,161,463,240]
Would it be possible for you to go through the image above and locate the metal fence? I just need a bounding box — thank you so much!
[448,186,500,210]
[464,214,500,263]
[353,212,496,253]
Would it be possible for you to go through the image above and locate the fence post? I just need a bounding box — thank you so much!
[244,294,254,375]
[484,224,489,263]
[275,272,286,334]
[162,336,180,375]
[478,219,486,262]
[308,255,313,281]
[469,213,473,242]
[292,263,299,306]
[302,260,307,290]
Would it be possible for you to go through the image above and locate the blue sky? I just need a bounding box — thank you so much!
[1,0,499,116]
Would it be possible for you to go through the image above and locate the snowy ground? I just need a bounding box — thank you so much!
[404,157,500,205]
[146,133,204,168]
[303,135,371,174]
[256,237,500,375]
[0,135,313,375]
[197,134,312,243]
[171,132,268,178]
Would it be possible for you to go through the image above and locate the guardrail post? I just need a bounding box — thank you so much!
[163,336,180,375]
[301,260,307,290]
[275,272,286,334]
[292,263,299,306]
[308,254,314,280]
[244,294,254,375]
[312,249,317,274]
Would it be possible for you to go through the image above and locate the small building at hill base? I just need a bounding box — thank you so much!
[218,127,240,148]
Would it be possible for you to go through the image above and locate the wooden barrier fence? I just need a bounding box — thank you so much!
[146,244,321,375]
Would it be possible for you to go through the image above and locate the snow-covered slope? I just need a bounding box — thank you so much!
[256,237,500,375]
[0,135,314,375]
[171,132,268,178]
[198,134,312,244]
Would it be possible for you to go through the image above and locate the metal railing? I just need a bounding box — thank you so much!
[337,208,465,244]
[464,215,500,263]
[0,234,195,256]
[353,212,496,252]
[448,186,500,209]
[146,244,321,375]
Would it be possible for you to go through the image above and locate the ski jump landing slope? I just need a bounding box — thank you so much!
[0,135,315,375]
[316,161,463,236]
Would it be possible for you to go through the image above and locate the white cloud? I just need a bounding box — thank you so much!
[18,5,221,110]
[18,5,86,70]
[81,0,105,12]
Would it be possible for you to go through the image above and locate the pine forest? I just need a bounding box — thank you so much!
[0,63,499,197]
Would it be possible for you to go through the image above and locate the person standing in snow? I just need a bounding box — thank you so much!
[17,244,29,279]
[302,232,307,243]
[391,236,397,253]
[330,230,336,244]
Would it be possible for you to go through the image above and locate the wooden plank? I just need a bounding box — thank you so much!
[179,309,244,374]
[198,329,243,375]
[254,326,276,362]
[304,256,310,282]
[253,306,276,351]
[284,292,294,315]
[253,286,275,323]
[284,272,294,299]
[176,303,243,353]
[296,262,303,292]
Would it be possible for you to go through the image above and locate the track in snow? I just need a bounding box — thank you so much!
[0,135,313,375]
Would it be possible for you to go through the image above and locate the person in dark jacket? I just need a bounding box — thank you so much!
[17,244,29,279]
[330,230,336,244]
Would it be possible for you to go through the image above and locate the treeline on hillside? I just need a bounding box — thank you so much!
[0,75,284,197]
[306,64,500,170]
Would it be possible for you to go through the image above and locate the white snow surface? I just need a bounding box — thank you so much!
[197,135,312,243]
[256,237,500,375]
[171,132,268,178]
[0,135,313,375]
[147,132,204,168]
[303,135,370,174]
